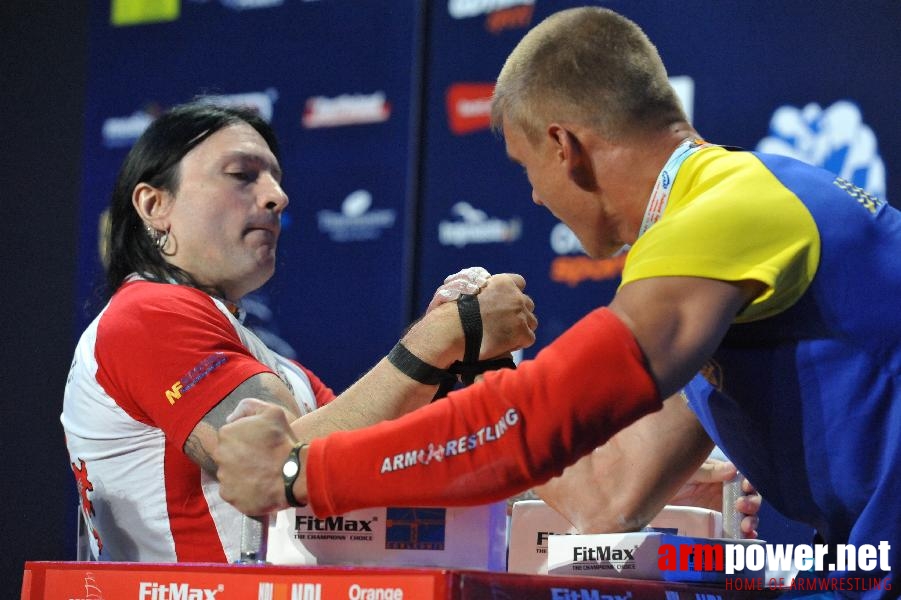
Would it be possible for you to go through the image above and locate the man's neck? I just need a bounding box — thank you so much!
[606,122,701,244]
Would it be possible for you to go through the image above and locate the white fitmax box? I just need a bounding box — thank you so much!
[266,502,507,570]
[507,500,724,574]
[547,531,765,584]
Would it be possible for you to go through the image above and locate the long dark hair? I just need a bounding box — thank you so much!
[105,100,280,295]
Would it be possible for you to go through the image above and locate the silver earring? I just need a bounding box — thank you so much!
[145,224,168,251]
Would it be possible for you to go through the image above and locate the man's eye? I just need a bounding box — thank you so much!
[228,172,254,182]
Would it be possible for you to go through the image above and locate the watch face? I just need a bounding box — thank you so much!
[283,460,299,478]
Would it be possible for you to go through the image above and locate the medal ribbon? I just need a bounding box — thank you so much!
[637,137,712,238]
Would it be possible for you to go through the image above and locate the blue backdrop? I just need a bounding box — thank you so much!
[75,0,900,550]
[78,0,422,389]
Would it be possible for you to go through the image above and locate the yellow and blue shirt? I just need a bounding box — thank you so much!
[624,146,900,592]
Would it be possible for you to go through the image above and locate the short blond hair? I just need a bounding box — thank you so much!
[491,7,686,144]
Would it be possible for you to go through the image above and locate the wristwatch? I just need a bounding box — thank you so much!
[282,442,307,507]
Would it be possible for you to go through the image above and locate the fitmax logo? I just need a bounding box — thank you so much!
[139,582,223,599]
[295,515,374,532]
[573,546,637,562]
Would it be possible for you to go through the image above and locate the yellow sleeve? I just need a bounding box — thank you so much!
[620,149,820,322]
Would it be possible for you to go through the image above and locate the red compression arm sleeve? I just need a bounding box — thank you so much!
[306,307,662,516]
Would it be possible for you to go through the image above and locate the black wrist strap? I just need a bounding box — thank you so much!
[433,293,516,400]
[449,355,517,380]
[387,341,451,386]
[284,442,307,508]
[457,294,482,367]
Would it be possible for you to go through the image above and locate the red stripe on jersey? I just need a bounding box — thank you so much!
[164,440,227,562]
[297,363,337,407]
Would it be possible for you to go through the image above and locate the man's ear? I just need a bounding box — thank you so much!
[547,124,597,191]
[132,183,173,229]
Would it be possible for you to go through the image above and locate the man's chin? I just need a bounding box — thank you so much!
[243,259,276,292]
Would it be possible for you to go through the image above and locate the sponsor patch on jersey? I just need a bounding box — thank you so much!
[165,352,228,405]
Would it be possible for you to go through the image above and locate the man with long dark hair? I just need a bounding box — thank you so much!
[62,100,538,562]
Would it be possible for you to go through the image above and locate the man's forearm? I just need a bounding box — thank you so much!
[287,302,463,440]
[534,396,713,533]
[302,307,662,515]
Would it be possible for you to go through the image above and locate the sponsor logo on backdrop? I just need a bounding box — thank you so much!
[447,76,692,137]
[201,88,279,122]
[219,0,284,10]
[302,92,391,129]
[549,222,584,256]
[448,0,534,33]
[446,83,494,135]
[317,189,397,242]
[385,508,447,550]
[438,202,521,247]
[111,0,179,26]
[101,108,159,148]
[242,294,298,360]
[101,89,277,148]
[757,100,887,200]
[548,223,625,287]
[550,255,626,287]
[189,0,284,10]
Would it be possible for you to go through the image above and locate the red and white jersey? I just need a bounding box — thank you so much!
[62,278,335,562]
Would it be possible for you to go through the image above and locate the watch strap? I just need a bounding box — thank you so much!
[283,442,307,508]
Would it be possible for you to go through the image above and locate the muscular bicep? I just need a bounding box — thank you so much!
[184,372,301,475]
[535,393,712,532]
[609,276,764,398]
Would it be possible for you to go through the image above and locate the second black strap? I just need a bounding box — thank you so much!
[457,293,482,366]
